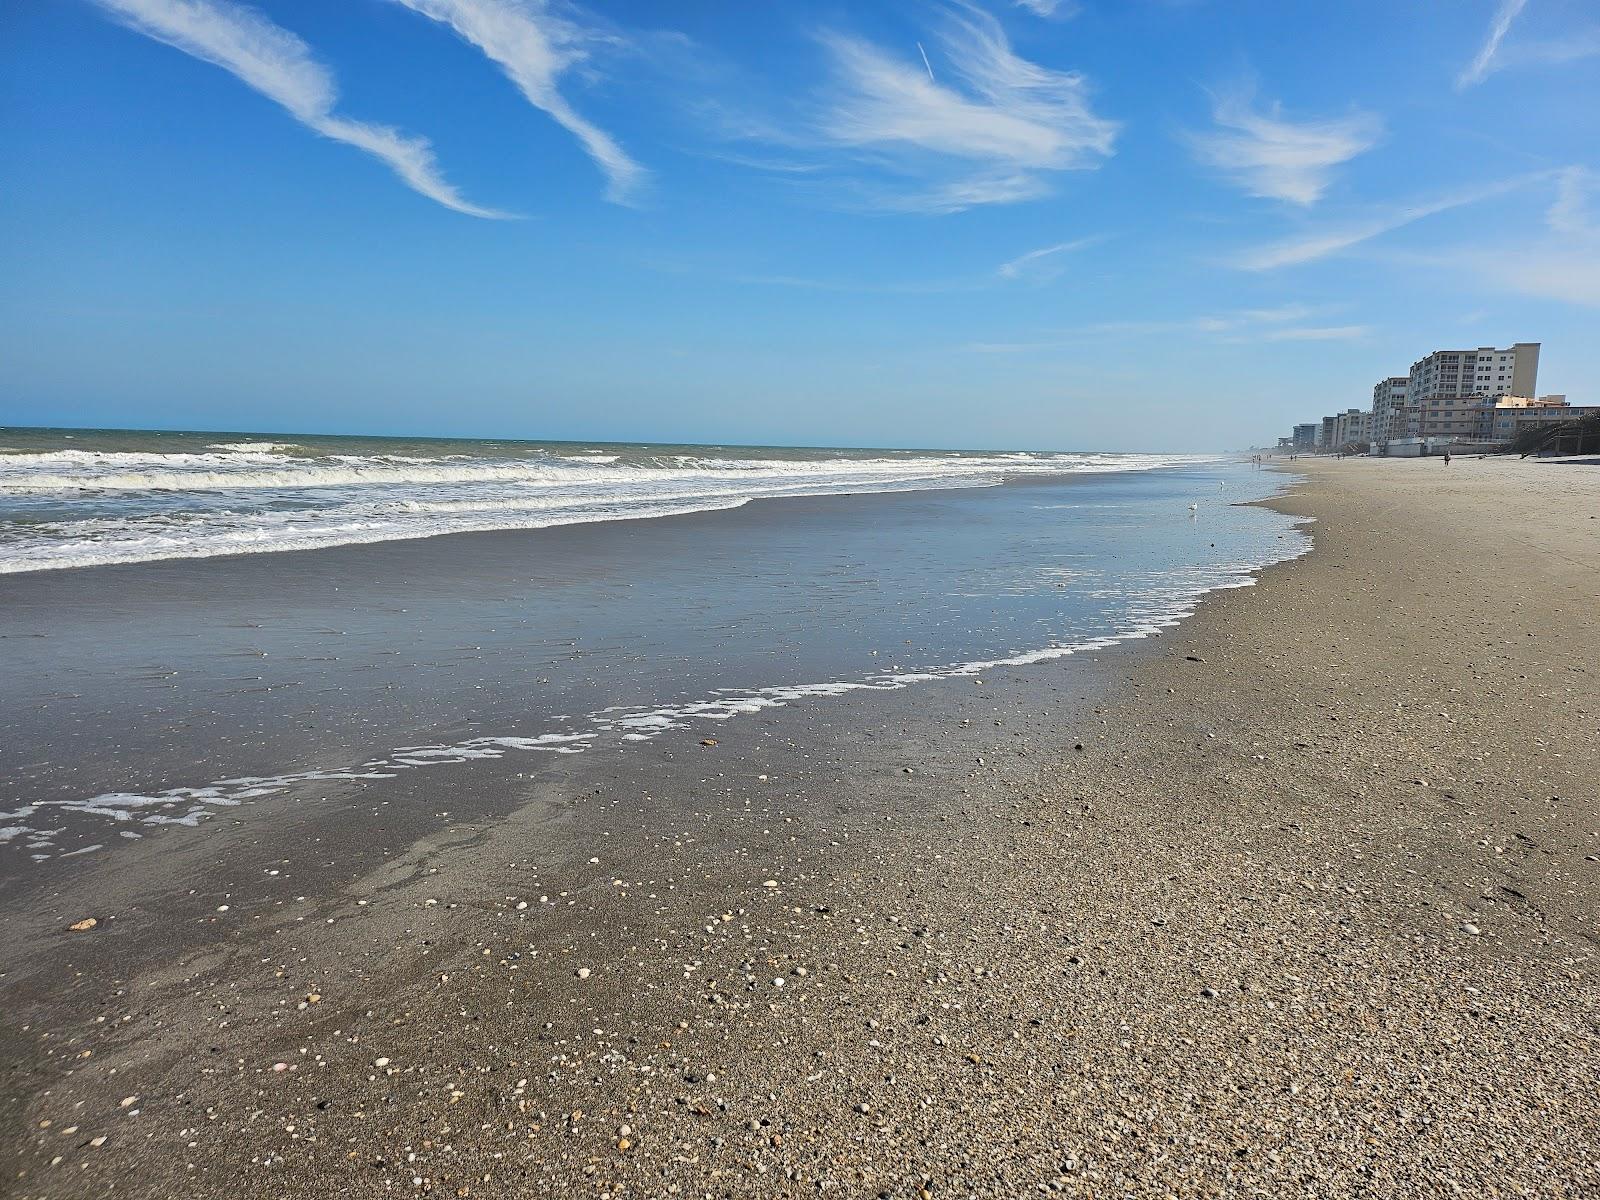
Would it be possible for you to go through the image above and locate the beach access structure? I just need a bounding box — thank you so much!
[1510,408,1600,457]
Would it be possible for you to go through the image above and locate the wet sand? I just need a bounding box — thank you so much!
[2,456,1597,1198]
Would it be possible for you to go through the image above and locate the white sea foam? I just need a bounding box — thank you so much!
[0,447,1212,573]
[0,448,1188,492]
[207,441,305,454]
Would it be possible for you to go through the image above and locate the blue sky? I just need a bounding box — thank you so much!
[2,0,1597,451]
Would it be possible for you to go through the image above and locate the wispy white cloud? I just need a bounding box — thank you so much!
[1392,247,1600,308]
[1545,165,1595,235]
[1455,2,1600,85]
[1234,303,1317,323]
[1499,27,1600,71]
[387,0,645,204]
[1256,324,1371,342]
[1286,169,1600,306]
[699,234,1104,293]
[1452,168,1600,305]
[1227,174,1539,270]
[700,150,828,175]
[730,273,975,295]
[1012,0,1080,18]
[90,0,505,217]
[1488,249,1600,305]
[1457,0,1529,88]
[805,7,1118,212]
[962,304,1361,351]
[995,236,1099,280]
[1186,87,1382,206]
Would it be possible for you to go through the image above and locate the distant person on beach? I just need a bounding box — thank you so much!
[1443,450,1452,465]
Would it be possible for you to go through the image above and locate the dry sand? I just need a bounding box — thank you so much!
[3,455,1597,1198]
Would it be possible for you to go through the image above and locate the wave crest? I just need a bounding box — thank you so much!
[0,445,1215,573]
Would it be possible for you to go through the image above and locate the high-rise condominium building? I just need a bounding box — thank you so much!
[1407,342,1539,404]
[1370,376,1409,445]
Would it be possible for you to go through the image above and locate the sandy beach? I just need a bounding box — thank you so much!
[3,454,1597,1199]
[13,5,1600,1196]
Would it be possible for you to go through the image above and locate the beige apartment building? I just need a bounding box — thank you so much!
[1407,342,1539,404]
[1392,341,1541,448]
[1330,408,1372,448]
[1405,394,1589,443]
[1408,402,1485,441]
[1481,396,1599,441]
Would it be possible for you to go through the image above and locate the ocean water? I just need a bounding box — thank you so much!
[0,429,1308,869]
[0,428,1202,573]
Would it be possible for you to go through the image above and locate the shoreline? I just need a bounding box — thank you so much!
[2,456,1596,1197]
[0,461,1293,874]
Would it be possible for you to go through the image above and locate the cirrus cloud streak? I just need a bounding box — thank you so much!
[1457,0,1529,88]
[90,0,507,218]
[387,0,645,204]
[1227,174,1544,270]
[765,5,1118,213]
[1186,88,1381,206]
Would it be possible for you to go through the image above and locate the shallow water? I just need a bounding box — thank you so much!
[0,449,1306,868]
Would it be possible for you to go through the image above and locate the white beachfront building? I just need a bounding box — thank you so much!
[1369,376,1409,449]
